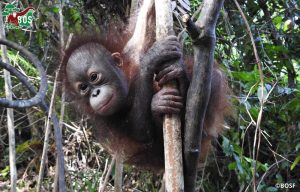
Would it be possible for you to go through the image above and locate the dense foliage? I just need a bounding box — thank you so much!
[0,0,299,191]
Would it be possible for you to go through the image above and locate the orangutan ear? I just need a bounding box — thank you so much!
[111,52,123,68]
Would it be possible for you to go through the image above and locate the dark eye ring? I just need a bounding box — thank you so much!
[78,83,89,94]
[90,73,99,82]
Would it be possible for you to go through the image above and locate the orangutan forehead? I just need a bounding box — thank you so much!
[68,43,111,64]
[66,43,114,78]
[73,43,110,56]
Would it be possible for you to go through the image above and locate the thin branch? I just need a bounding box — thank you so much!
[99,157,116,192]
[232,0,265,190]
[98,158,109,191]
[37,77,58,192]
[54,2,67,189]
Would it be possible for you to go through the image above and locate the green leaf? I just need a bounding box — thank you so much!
[37,31,45,48]
[272,15,283,29]
[222,136,234,156]
[290,155,300,170]
[232,71,259,82]
[233,153,244,174]
[51,7,60,13]
[16,140,41,154]
[272,16,282,25]
[228,162,237,170]
[0,166,10,178]
[249,106,259,119]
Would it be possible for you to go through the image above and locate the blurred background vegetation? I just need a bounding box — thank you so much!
[0,0,299,191]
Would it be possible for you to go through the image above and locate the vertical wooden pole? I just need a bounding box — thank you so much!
[0,5,17,192]
[54,1,65,191]
[155,1,184,191]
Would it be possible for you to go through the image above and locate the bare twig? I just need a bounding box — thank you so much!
[37,74,59,192]
[232,0,265,189]
[98,158,109,191]
[99,157,116,192]
[54,2,66,190]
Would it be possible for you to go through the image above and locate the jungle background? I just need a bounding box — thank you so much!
[0,0,299,191]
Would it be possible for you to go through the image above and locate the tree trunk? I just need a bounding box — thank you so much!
[183,0,224,191]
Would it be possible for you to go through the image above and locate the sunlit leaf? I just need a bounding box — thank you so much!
[290,155,300,170]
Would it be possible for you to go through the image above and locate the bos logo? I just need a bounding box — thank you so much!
[2,4,35,30]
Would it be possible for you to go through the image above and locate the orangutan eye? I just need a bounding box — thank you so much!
[90,72,100,83]
[78,83,89,95]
